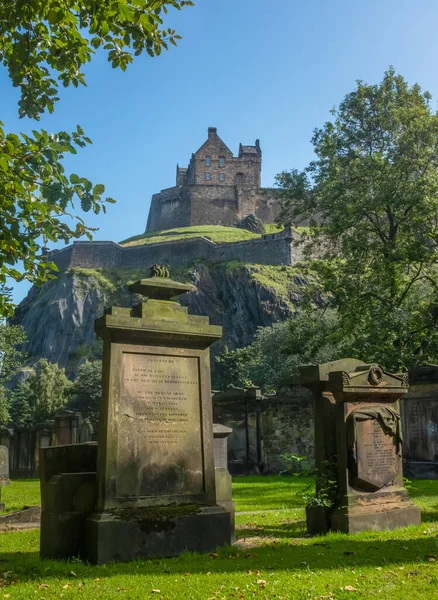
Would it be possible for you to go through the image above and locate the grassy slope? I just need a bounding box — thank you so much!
[1,477,438,599]
[120,224,284,247]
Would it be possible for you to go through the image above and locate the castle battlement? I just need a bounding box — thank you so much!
[48,227,301,273]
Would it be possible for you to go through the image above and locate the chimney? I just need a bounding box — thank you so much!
[208,127,217,138]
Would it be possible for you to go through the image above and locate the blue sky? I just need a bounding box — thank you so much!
[3,0,438,304]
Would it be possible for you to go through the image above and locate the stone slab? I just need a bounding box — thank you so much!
[331,502,421,534]
[0,506,41,529]
[0,445,10,487]
[214,467,235,542]
[306,505,330,536]
[117,351,203,498]
[354,419,399,491]
[85,505,232,563]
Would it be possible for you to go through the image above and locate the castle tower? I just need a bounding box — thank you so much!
[146,128,278,233]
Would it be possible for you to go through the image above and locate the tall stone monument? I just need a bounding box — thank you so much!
[85,267,233,563]
[301,360,421,534]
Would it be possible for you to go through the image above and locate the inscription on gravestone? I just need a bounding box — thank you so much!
[355,419,398,491]
[117,351,204,498]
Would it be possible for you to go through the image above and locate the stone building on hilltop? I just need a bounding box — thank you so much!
[146,127,281,233]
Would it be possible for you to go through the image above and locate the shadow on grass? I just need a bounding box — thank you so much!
[2,529,438,582]
[237,518,306,539]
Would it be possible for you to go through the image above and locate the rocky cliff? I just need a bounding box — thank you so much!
[12,261,308,378]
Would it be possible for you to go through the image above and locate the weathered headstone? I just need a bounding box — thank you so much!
[402,364,438,478]
[213,423,235,539]
[0,445,11,511]
[54,410,82,446]
[301,360,421,534]
[85,269,233,563]
[40,443,97,558]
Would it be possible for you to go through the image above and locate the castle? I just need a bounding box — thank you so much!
[47,128,301,272]
[146,127,281,232]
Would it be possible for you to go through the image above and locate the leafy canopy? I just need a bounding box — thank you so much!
[0,315,26,426]
[1,0,193,119]
[214,311,347,393]
[0,0,193,317]
[277,68,438,369]
[8,358,71,426]
[67,359,102,429]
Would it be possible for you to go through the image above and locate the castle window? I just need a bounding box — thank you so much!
[248,175,253,183]
[219,156,225,167]
[205,172,211,181]
[219,173,225,181]
[205,156,211,167]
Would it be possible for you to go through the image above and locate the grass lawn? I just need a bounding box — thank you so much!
[1,477,438,599]
[119,224,285,247]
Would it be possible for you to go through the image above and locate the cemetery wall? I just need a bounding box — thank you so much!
[402,372,438,478]
[47,227,300,272]
[262,387,314,473]
[212,385,314,474]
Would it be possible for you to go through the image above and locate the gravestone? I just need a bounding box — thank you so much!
[54,410,82,446]
[402,365,438,478]
[213,424,235,539]
[301,360,421,534]
[213,423,232,469]
[85,268,233,563]
[0,445,11,511]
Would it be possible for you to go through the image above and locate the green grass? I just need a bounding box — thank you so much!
[120,224,288,247]
[1,478,40,513]
[1,477,438,599]
[232,475,309,511]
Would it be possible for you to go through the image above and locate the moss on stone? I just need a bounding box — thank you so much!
[249,265,305,301]
[107,504,202,533]
[264,223,284,234]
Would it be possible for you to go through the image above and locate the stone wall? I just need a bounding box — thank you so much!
[48,227,298,272]
[146,184,282,233]
[212,385,314,475]
[402,366,438,478]
[262,387,314,473]
[145,187,191,232]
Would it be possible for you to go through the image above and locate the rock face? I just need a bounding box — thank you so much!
[235,214,265,234]
[12,263,307,378]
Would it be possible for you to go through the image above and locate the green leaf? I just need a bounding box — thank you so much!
[93,183,105,195]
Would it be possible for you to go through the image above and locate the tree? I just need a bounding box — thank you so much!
[277,68,438,370]
[31,359,72,422]
[214,310,349,393]
[0,0,193,317]
[9,358,72,425]
[9,378,34,428]
[68,359,102,429]
[0,319,27,427]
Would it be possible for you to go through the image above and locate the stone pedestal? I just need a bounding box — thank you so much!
[39,443,97,558]
[213,423,235,540]
[301,360,421,534]
[84,271,233,563]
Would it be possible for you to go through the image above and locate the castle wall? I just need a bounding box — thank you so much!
[147,185,282,233]
[49,228,299,273]
[146,187,191,233]
[186,185,238,227]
